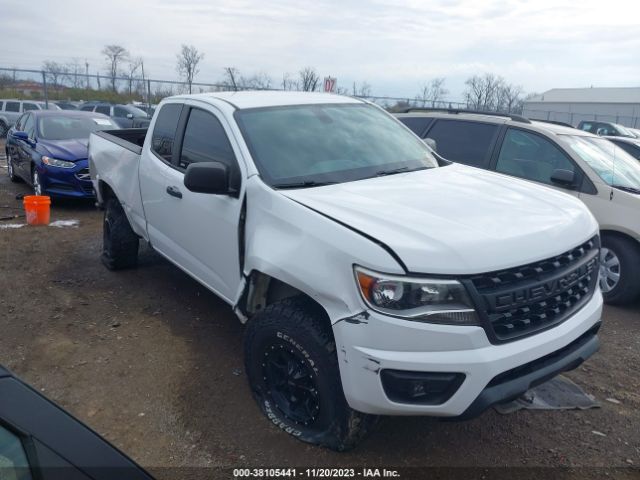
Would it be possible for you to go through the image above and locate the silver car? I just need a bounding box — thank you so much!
[0,100,59,137]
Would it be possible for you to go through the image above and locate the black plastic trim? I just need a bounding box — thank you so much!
[453,324,600,421]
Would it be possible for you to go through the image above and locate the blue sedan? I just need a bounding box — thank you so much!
[5,110,119,198]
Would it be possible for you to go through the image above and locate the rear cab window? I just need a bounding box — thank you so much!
[151,103,183,162]
[23,103,38,112]
[426,119,499,167]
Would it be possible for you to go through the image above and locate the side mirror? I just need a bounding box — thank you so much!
[550,169,577,188]
[13,131,29,141]
[126,113,134,119]
[184,162,231,195]
[424,137,438,152]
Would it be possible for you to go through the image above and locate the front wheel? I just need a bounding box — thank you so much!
[244,297,376,451]
[600,235,640,305]
[101,196,139,270]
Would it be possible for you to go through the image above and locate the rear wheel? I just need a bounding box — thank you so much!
[0,121,7,139]
[600,235,640,305]
[101,196,139,270]
[244,297,376,451]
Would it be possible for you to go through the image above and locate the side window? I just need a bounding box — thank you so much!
[178,108,237,171]
[113,106,128,118]
[0,425,32,479]
[398,117,433,136]
[426,119,498,167]
[495,129,576,186]
[80,105,94,112]
[23,103,38,112]
[95,105,110,116]
[23,114,35,138]
[15,114,27,131]
[5,101,20,113]
[151,103,183,162]
[0,101,4,111]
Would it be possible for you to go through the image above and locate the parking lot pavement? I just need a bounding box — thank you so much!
[0,146,639,478]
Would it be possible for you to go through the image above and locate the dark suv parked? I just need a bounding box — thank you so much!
[79,103,151,128]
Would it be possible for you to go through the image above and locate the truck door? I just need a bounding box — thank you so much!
[145,103,244,303]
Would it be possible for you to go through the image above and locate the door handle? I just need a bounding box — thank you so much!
[166,186,182,199]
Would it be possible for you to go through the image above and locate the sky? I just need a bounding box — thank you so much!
[3,0,640,100]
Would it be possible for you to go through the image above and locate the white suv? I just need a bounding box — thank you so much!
[398,110,640,304]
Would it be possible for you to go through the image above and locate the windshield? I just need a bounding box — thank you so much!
[38,115,118,140]
[235,103,438,187]
[564,135,640,191]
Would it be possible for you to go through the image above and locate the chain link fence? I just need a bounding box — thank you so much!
[522,108,640,129]
[4,66,637,131]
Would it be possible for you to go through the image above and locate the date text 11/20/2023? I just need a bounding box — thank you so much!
[233,468,401,478]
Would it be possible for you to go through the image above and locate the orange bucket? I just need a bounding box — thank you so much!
[23,195,51,226]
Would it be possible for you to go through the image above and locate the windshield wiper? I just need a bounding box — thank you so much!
[272,180,337,189]
[612,184,640,195]
[375,166,428,177]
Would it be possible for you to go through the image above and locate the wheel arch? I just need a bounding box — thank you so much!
[236,270,331,325]
[600,229,640,250]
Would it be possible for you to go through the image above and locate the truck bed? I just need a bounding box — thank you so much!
[88,128,149,240]
[93,128,148,154]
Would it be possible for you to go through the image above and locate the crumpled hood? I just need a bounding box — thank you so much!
[282,164,599,275]
[39,138,88,161]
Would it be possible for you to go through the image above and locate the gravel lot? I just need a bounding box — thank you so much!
[0,142,639,479]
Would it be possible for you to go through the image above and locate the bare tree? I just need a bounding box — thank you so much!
[463,73,505,111]
[125,57,144,95]
[497,83,524,113]
[42,61,68,91]
[102,45,129,92]
[281,72,298,91]
[299,67,320,92]
[352,81,372,97]
[66,59,84,89]
[223,67,239,91]
[417,77,448,107]
[240,71,273,90]
[176,45,204,94]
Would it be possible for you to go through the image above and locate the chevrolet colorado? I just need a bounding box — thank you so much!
[89,92,603,450]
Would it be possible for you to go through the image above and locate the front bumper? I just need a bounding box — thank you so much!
[38,159,94,198]
[332,289,602,416]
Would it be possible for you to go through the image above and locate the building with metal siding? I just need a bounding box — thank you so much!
[522,87,640,128]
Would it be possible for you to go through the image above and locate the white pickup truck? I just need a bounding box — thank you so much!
[89,92,603,450]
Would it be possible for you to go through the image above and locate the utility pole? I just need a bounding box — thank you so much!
[85,60,89,89]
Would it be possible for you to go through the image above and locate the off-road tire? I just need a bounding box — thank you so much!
[0,121,7,139]
[101,196,139,270]
[244,297,376,451]
[601,235,640,305]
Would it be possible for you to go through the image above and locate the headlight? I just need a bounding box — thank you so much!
[354,266,479,325]
[42,156,75,169]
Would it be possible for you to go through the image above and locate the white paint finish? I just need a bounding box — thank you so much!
[284,163,599,274]
[242,175,405,322]
[90,91,605,417]
[89,133,148,239]
[334,291,602,415]
[170,91,363,110]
